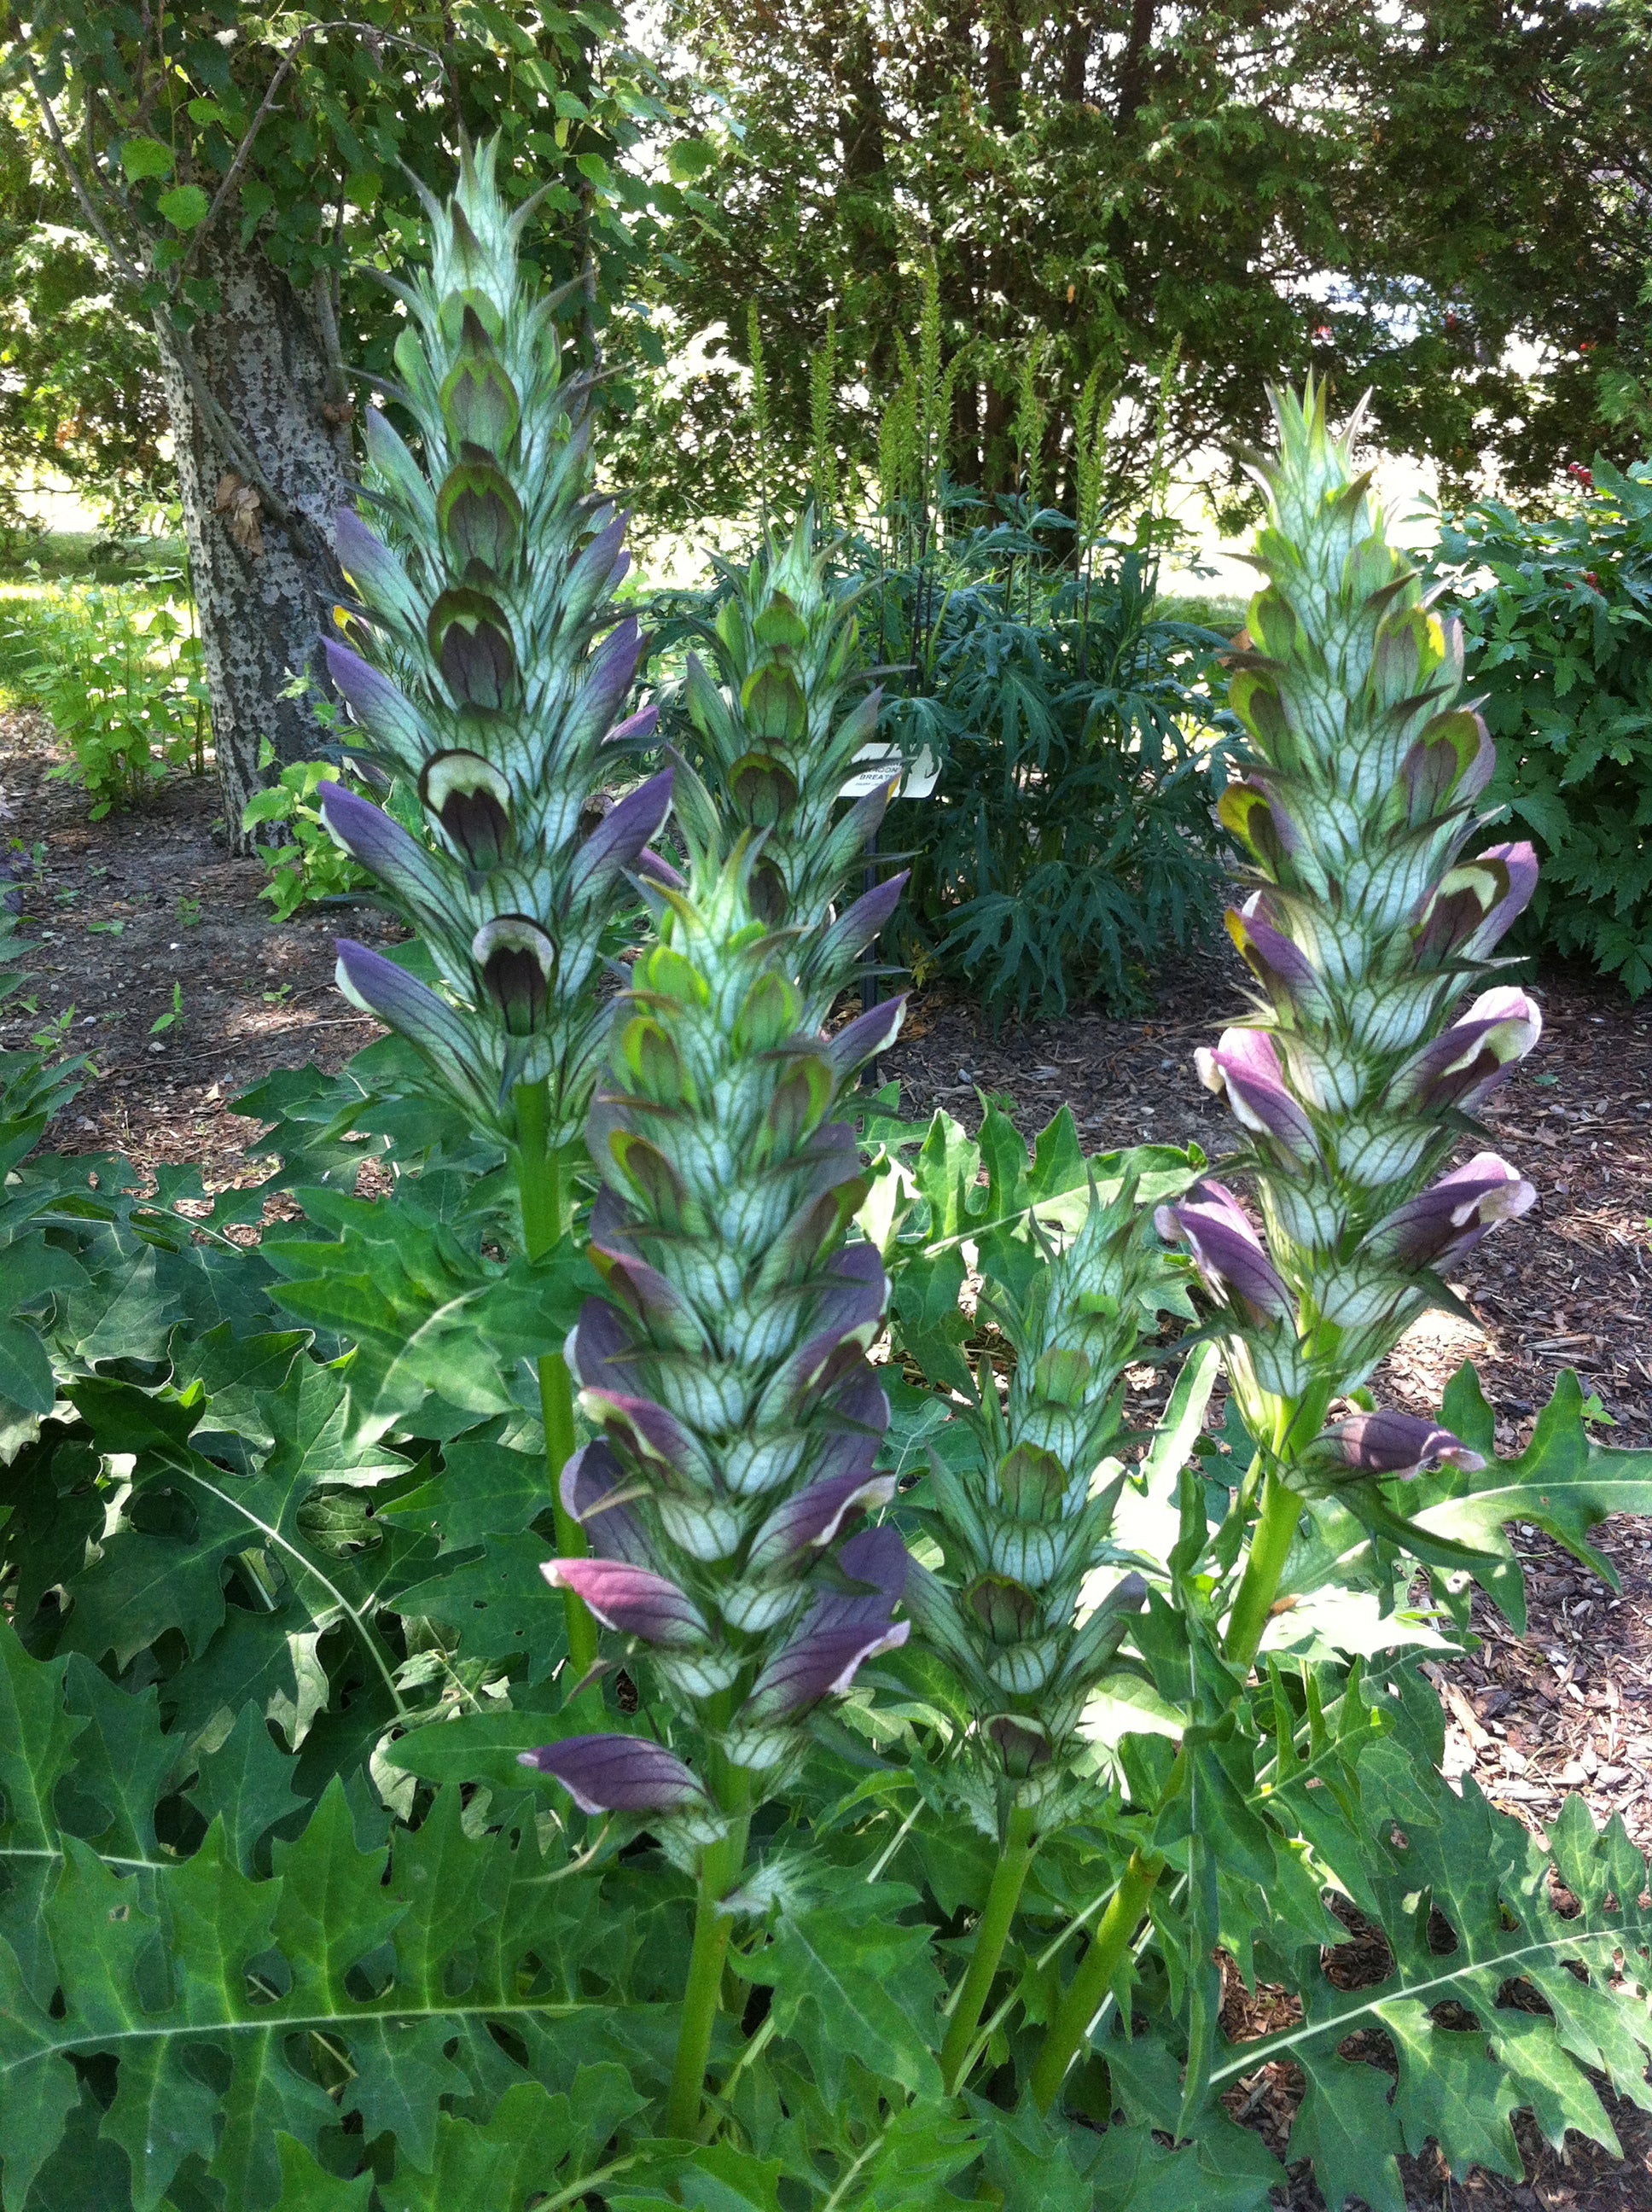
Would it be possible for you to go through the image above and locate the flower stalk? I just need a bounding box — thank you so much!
[1028,1847,1165,2111]
[666,1760,753,2140]
[520,837,910,2134]
[512,1077,595,1675]
[939,1801,1038,2093]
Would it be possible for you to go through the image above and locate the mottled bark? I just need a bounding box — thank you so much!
[154,230,350,853]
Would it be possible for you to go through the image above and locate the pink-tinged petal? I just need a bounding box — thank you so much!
[541,1557,710,1645]
[746,1470,895,1571]
[1155,1179,1294,1323]
[583,1389,701,1484]
[1195,1027,1317,1160]
[1393,986,1543,1112]
[823,1365,892,1443]
[1320,1412,1485,1478]
[567,1296,645,1394]
[1364,1151,1536,1269]
[810,1244,887,1342]
[738,1617,910,1721]
[1416,842,1539,963]
[1226,898,1325,1017]
[1401,708,1494,818]
[834,1522,910,1603]
[560,1441,653,1564]
[569,769,674,893]
[590,1246,700,1348]
[518,1733,707,1814]
[826,994,906,1083]
[1470,842,1540,952]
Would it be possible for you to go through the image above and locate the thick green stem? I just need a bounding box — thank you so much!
[1222,1467,1301,1674]
[666,1767,753,2140]
[513,1079,597,1686]
[1029,1848,1164,2112]
[1024,1471,1302,2113]
[940,1803,1037,2093]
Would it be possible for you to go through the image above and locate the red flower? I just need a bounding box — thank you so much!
[1567,463,1594,488]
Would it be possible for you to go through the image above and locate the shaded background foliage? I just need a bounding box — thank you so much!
[611,0,1652,535]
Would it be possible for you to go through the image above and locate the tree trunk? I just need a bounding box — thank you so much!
[154,231,350,853]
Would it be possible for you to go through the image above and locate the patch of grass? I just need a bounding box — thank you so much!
[1151,588,1248,635]
[0,528,187,586]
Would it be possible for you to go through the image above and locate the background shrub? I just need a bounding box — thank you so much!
[876,531,1236,1022]
[1436,458,1652,995]
[0,562,206,814]
[241,749,380,920]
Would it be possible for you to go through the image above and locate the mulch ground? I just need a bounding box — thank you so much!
[4,715,1652,2210]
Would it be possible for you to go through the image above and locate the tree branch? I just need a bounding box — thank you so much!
[15,49,144,289]
[178,24,334,278]
[1114,0,1157,128]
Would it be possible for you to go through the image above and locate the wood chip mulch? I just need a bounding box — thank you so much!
[5,713,1652,2209]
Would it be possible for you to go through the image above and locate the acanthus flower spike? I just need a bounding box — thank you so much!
[542,835,910,1807]
[313,139,673,1155]
[672,512,910,1033]
[528,832,910,2141]
[1175,375,1545,1668]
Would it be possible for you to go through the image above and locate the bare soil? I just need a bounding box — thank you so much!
[5,719,1652,2210]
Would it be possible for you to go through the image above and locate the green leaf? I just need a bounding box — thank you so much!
[0,1314,55,1412]
[186,1703,307,1873]
[0,1628,90,2008]
[0,1709,617,2212]
[665,137,717,182]
[746,1879,943,2102]
[380,2074,641,2210]
[1284,2054,1406,2212]
[1407,1365,1652,1630]
[1211,1731,1652,2195]
[119,136,174,180]
[157,183,212,231]
[379,1704,581,1793]
[274,2133,373,2208]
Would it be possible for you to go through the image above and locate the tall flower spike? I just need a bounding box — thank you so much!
[906,1183,1172,1816]
[1157,379,1541,1660]
[911,1182,1178,2093]
[675,513,907,1031]
[525,838,910,1823]
[523,834,912,2139]
[317,140,669,1149]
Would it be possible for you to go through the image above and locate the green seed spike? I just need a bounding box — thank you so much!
[678,512,903,1026]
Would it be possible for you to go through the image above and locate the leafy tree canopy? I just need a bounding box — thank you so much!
[610,0,1652,532]
[0,0,682,512]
